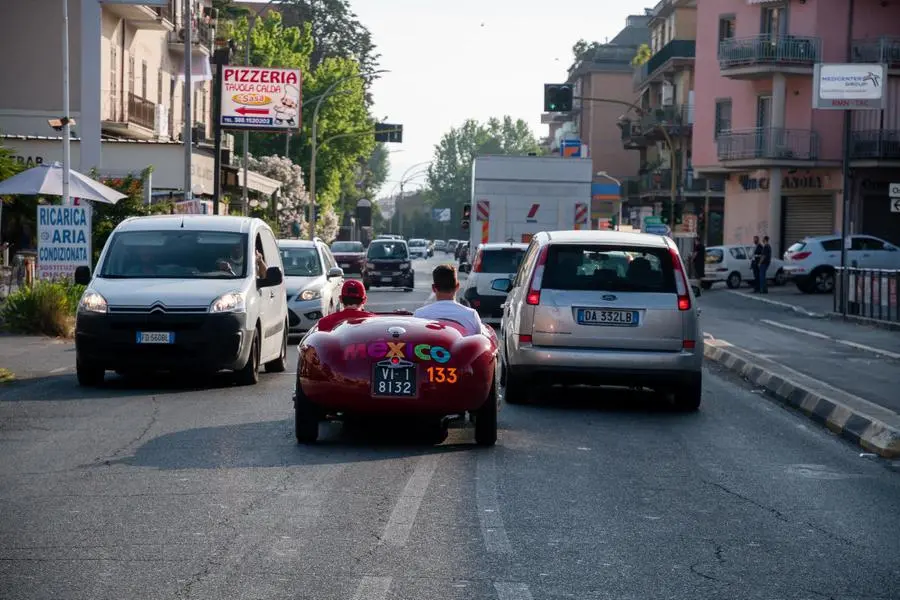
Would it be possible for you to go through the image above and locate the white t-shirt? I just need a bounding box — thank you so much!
[414,300,482,335]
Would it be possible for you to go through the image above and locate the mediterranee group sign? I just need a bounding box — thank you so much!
[220,66,302,130]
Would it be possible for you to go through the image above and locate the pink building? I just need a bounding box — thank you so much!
[693,0,900,254]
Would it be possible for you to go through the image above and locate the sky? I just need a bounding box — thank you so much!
[249,0,646,199]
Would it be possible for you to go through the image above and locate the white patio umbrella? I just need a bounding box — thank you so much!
[0,162,127,204]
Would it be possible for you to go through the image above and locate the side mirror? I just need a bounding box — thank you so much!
[258,266,283,288]
[491,278,512,293]
[458,263,471,274]
[327,266,344,279]
[74,265,91,285]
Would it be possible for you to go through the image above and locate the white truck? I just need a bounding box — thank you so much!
[468,155,594,249]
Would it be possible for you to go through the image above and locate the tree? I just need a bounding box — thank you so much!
[632,43,651,66]
[572,38,604,63]
[426,117,543,215]
[243,154,309,237]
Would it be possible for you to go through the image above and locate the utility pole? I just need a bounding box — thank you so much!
[183,0,193,203]
[61,0,71,205]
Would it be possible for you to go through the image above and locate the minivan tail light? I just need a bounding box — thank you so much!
[472,249,483,272]
[668,246,691,311]
[519,334,533,344]
[525,245,549,305]
[790,251,811,261]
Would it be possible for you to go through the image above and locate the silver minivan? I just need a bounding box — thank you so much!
[493,230,703,410]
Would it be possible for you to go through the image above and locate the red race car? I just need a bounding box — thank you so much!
[293,311,499,445]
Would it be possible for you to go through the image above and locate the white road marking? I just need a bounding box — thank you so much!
[49,366,71,374]
[494,582,534,600]
[350,576,392,600]
[381,455,439,546]
[726,290,820,316]
[476,452,512,554]
[761,319,900,359]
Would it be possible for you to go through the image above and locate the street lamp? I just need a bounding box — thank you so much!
[595,171,622,230]
[308,69,390,239]
[241,0,279,214]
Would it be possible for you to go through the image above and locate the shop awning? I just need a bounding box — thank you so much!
[236,169,282,195]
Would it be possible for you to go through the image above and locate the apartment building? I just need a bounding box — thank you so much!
[692,0,900,254]
[619,0,727,246]
[543,13,650,228]
[0,0,278,204]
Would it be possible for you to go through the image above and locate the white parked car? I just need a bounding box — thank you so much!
[279,238,344,336]
[701,244,786,290]
[407,238,428,259]
[783,234,900,294]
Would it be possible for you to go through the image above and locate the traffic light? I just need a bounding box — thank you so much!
[375,122,403,143]
[543,83,574,112]
[461,204,471,230]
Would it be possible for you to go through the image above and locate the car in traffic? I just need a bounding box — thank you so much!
[701,244,786,290]
[434,240,447,254]
[447,239,460,255]
[330,240,366,275]
[280,238,344,336]
[363,238,415,291]
[456,241,469,263]
[294,311,499,445]
[408,238,429,259]
[493,230,702,410]
[73,215,289,386]
[458,242,528,325]
[782,234,900,294]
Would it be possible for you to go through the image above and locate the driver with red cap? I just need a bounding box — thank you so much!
[315,279,374,332]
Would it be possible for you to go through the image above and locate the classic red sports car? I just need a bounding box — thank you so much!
[293,311,499,445]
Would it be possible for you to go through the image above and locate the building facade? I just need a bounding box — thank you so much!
[619,0,727,245]
[692,0,900,254]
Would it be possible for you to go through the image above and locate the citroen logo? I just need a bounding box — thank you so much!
[388,326,406,338]
[149,301,166,314]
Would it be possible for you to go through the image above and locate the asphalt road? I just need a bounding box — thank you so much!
[2,254,899,600]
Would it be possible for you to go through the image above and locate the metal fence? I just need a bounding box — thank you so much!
[834,267,900,324]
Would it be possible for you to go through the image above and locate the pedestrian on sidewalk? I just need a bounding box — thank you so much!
[751,235,763,292]
[691,238,706,280]
[758,236,772,294]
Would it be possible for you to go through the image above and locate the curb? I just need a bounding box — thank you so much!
[703,338,900,459]
[824,312,900,332]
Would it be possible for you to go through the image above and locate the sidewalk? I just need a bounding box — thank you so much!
[699,294,900,457]
[0,334,75,381]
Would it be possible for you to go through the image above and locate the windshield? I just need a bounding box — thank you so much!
[367,242,408,260]
[331,241,364,253]
[541,244,676,293]
[99,231,249,279]
[280,247,322,277]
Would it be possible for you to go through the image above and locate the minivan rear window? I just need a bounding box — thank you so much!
[541,244,677,294]
[480,248,526,273]
[787,242,807,253]
[705,248,724,263]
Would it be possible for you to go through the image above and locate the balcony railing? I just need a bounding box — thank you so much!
[640,104,693,137]
[639,170,726,195]
[168,20,214,49]
[153,1,177,24]
[850,129,900,160]
[719,35,821,70]
[127,92,156,130]
[852,37,900,68]
[620,120,647,147]
[634,39,696,88]
[717,128,819,162]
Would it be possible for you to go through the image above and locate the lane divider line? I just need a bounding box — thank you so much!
[476,452,512,554]
[760,319,900,359]
[725,290,822,317]
[381,455,439,546]
[494,582,534,600]
[350,576,392,600]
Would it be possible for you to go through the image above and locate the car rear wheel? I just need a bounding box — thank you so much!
[294,383,319,444]
[502,362,529,405]
[76,357,105,387]
[773,269,787,286]
[234,330,260,386]
[672,377,702,412]
[474,381,499,446]
[811,267,835,294]
[726,272,742,289]
[264,324,289,373]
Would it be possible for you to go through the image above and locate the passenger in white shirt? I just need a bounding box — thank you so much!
[414,264,483,335]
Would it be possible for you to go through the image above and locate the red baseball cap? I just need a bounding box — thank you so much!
[340,279,366,303]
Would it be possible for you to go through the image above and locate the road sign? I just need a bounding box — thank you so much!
[433,208,451,222]
[644,224,670,236]
[220,66,302,130]
[890,182,900,197]
[891,198,900,214]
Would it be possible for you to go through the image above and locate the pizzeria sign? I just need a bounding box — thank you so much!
[220,66,302,130]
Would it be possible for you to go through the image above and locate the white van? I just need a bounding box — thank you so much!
[73,215,288,386]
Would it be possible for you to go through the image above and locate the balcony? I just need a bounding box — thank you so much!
[849,129,900,165]
[717,128,819,167]
[639,170,726,196]
[640,104,693,141]
[103,1,174,31]
[634,40,696,91]
[718,35,821,79]
[101,93,158,140]
[619,119,649,150]
[852,37,900,72]
[168,21,215,54]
